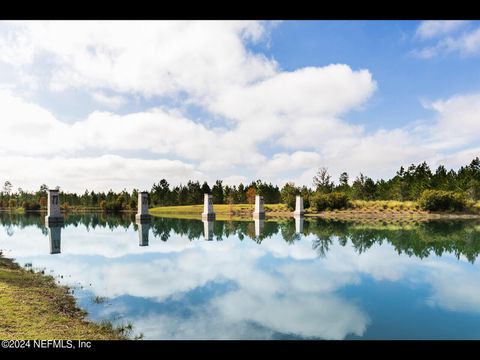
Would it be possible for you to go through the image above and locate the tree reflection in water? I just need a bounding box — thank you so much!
[2,212,480,262]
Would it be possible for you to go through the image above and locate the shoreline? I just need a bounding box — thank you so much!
[0,254,128,340]
[149,205,480,221]
[305,211,480,220]
[2,205,479,221]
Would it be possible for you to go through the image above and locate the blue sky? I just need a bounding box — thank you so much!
[0,20,480,192]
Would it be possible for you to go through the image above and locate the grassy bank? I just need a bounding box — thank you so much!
[0,208,26,214]
[149,203,290,220]
[314,200,480,220]
[0,254,127,340]
[149,200,480,220]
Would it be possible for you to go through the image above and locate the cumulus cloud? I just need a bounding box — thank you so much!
[426,93,480,148]
[0,21,277,100]
[0,89,73,156]
[209,65,375,147]
[261,151,323,176]
[0,154,201,193]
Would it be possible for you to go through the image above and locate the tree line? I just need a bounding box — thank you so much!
[0,157,479,212]
[0,179,281,212]
[299,157,480,212]
[300,157,480,201]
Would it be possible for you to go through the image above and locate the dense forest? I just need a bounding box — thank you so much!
[0,157,479,212]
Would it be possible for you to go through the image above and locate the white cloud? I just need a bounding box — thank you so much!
[221,175,249,186]
[411,46,443,59]
[215,286,368,340]
[443,27,480,56]
[416,21,468,39]
[261,151,323,176]
[275,126,436,186]
[209,65,375,148]
[0,155,200,193]
[413,23,480,58]
[0,89,73,156]
[427,93,480,150]
[211,65,375,120]
[427,266,480,314]
[0,90,261,180]
[18,71,39,91]
[0,21,277,100]
[92,91,126,109]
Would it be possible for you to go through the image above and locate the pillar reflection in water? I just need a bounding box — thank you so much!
[254,218,265,237]
[137,221,150,247]
[47,225,62,254]
[294,215,304,234]
[203,220,214,241]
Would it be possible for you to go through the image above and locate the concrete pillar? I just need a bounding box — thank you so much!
[135,191,151,222]
[203,220,214,240]
[294,215,304,234]
[254,218,264,237]
[138,222,150,247]
[47,225,61,254]
[202,194,215,220]
[45,189,64,226]
[293,195,304,216]
[253,195,265,219]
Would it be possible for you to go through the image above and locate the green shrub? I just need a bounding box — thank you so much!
[280,183,299,210]
[303,195,311,210]
[105,201,124,213]
[98,199,126,213]
[313,192,350,211]
[418,190,467,212]
[22,201,41,211]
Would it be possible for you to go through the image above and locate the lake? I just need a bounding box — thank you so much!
[1,212,480,339]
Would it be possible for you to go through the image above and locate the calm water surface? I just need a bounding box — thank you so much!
[1,212,480,339]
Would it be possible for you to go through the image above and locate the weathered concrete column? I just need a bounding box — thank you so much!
[135,191,151,222]
[202,194,215,220]
[293,195,304,216]
[294,215,304,234]
[254,218,264,237]
[138,222,150,247]
[253,195,265,219]
[45,189,64,226]
[203,220,214,240]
